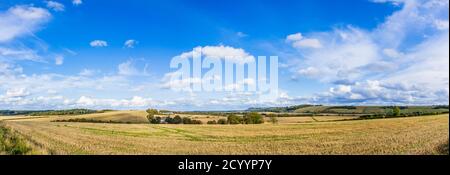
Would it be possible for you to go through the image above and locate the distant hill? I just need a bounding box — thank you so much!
[0,109,102,116]
[246,105,449,115]
[0,110,38,116]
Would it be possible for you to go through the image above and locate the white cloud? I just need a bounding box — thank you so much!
[118,60,139,76]
[90,40,108,47]
[286,33,303,41]
[72,0,83,6]
[297,67,321,77]
[79,69,96,76]
[285,0,449,105]
[286,32,322,49]
[434,19,449,30]
[124,39,137,48]
[55,55,64,65]
[382,48,404,58]
[0,5,52,62]
[373,0,449,49]
[160,72,202,90]
[292,38,322,49]
[290,27,380,82]
[0,47,42,61]
[45,1,65,12]
[0,62,23,75]
[175,45,255,64]
[161,45,257,91]
[0,5,51,42]
[75,96,155,108]
[236,32,248,38]
[5,88,30,98]
[117,59,150,76]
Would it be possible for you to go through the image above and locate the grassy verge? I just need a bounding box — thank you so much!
[0,122,32,155]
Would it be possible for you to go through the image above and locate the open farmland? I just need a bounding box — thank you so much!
[1,111,448,155]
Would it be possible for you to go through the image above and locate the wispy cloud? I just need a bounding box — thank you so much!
[45,1,65,12]
[0,5,51,42]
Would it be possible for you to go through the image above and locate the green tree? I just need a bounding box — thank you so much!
[173,115,183,124]
[146,108,160,124]
[150,117,162,124]
[393,106,401,117]
[244,112,264,124]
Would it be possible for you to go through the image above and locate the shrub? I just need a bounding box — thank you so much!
[267,114,278,124]
[182,117,192,124]
[207,120,217,124]
[0,125,32,155]
[217,119,227,124]
[191,120,203,124]
[180,117,203,124]
[227,114,243,124]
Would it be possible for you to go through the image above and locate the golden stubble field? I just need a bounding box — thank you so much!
[0,111,448,155]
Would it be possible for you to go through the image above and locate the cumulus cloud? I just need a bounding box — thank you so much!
[90,40,108,47]
[72,0,83,6]
[72,96,156,108]
[117,59,150,76]
[372,0,449,49]
[175,45,255,64]
[0,64,157,109]
[55,55,64,65]
[79,69,96,76]
[286,32,322,49]
[124,39,137,48]
[45,1,65,12]
[4,88,30,98]
[286,33,303,41]
[0,62,23,76]
[290,27,380,82]
[161,45,257,91]
[286,0,449,105]
[382,48,404,58]
[160,72,202,91]
[236,32,248,38]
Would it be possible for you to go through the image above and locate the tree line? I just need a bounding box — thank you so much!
[146,109,268,125]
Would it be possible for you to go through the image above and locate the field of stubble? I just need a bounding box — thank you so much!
[0,112,448,155]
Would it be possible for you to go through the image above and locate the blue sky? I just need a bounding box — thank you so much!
[0,0,448,110]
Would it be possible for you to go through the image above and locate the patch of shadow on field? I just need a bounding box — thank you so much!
[76,126,156,137]
[436,140,449,155]
[152,126,203,141]
[68,125,204,141]
[206,135,310,143]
